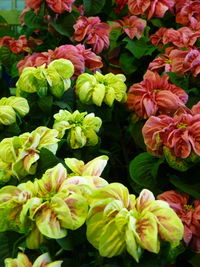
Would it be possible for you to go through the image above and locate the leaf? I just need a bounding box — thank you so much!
[150,18,164,28]
[170,176,200,199]
[167,72,189,91]
[129,120,146,150]
[83,0,106,15]
[123,37,157,59]
[49,12,78,37]
[24,8,47,30]
[37,148,61,175]
[129,152,164,189]
[57,236,73,251]
[119,52,140,75]
[38,95,53,114]
[189,254,200,267]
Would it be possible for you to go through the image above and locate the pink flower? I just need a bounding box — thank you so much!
[25,0,43,9]
[46,0,75,13]
[126,70,188,119]
[176,0,200,26]
[17,44,103,76]
[115,0,128,13]
[117,15,146,39]
[150,27,168,47]
[128,0,175,19]
[157,190,200,252]
[0,36,13,47]
[9,35,31,54]
[142,108,200,158]
[73,16,110,54]
[148,54,172,73]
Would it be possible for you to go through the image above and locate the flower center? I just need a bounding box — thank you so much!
[177,123,188,129]
[164,59,172,64]
[183,204,194,211]
[153,89,162,93]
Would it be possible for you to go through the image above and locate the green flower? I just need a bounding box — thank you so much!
[53,110,102,149]
[0,127,59,181]
[48,58,74,79]
[86,184,184,262]
[76,72,127,107]
[0,96,29,125]
[5,252,63,267]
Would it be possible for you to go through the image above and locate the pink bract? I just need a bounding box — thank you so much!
[73,16,110,54]
[128,0,175,19]
[142,108,200,158]
[126,70,188,119]
[117,15,146,39]
[25,0,43,9]
[46,0,75,13]
[158,190,200,252]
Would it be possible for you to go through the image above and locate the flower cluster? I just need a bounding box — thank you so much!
[25,0,75,14]
[142,105,200,168]
[112,15,147,40]
[158,190,200,252]
[0,96,29,125]
[127,70,188,119]
[0,35,42,54]
[128,0,175,19]
[17,44,103,76]
[53,110,102,149]
[0,157,108,248]
[76,71,127,107]
[0,126,59,182]
[73,17,110,54]
[17,59,74,98]
[87,184,183,262]
[5,252,62,267]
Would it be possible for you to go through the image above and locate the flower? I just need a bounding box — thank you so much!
[17,44,103,76]
[86,184,183,262]
[53,110,102,149]
[5,252,62,267]
[73,16,110,54]
[25,0,43,10]
[0,126,59,181]
[0,96,29,125]
[157,190,200,252]
[76,71,127,107]
[46,0,75,13]
[115,0,128,13]
[128,0,175,19]
[176,0,200,26]
[142,107,200,159]
[116,16,146,39]
[126,70,188,119]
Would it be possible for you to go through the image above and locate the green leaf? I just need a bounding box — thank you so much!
[57,236,73,251]
[24,8,47,30]
[167,72,189,91]
[83,0,106,15]
[123,37,157,59]
[129,120,146,150]
[170,176,200,199]
[150,18,164,28]
[37,148,61,175]
[119,52,140,75]
[38,95,53,114]
[49,12,78,37]
[129,152,164,189]
[189,254,200,267]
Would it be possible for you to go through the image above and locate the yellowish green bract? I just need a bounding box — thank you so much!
[53,109,102,149]
[0,96,29,125]
[5,252,63,267]
[16,59,74,98]
[76,71,127,106]
[0,126,59,182]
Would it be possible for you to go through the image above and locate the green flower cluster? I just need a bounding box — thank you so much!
[0,156,108,249]
[5,252,62,267]
[0,154,184,260]
[0,96,29,125]
[16,59,74,98]
[0,126,59,183]
[53,109,102,149]
[76,71,127,107]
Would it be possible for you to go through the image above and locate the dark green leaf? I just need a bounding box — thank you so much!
[170,176,200,199]
[167,72,189,90]
[24,9,47,30]
[129,152,164,189]
[129,120,146,150]
[83,0,106,15]
[38,95,53,114]
[119,52,140,75]
[37,148,61,175]
[150,18,164,28]
[189,254,200,267]
[57,236,73,251]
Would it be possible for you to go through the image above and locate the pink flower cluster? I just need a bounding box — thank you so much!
[175,0,200,26]
[127,70,188,119]
[25,0,75,13]
[142,104,200,158]
[114,15,147,39]
[17,44,103,76]
[73,17,110,54]
[158,190,200,252]
[0,35,42,54]
[128,0,175,19]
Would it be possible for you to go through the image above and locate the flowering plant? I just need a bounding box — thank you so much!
[0,0,200,266]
